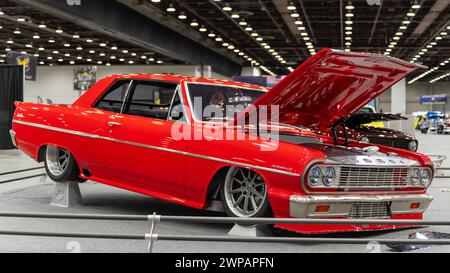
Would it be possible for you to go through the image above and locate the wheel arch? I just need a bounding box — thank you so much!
[205,165,273,203]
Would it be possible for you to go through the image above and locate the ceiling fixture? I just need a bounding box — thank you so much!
[166,4,176,12]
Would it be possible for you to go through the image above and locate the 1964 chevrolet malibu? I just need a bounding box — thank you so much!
[11,49,434,234]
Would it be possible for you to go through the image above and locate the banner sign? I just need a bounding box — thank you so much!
[7,52,37,81]
[74,66,97,91]
[420,94,448,105]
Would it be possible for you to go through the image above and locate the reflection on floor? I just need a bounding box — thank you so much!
[0,133,449,253]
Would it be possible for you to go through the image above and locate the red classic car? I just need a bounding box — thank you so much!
[11,49,434,234]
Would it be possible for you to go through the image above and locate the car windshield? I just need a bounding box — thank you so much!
[187,83,266,122]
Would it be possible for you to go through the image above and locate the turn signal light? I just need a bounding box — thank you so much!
[315,205,330,213]
[410,203,421,209]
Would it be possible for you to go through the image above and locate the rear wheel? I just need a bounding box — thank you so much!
[221,167,271,219]
[44,145,82,182]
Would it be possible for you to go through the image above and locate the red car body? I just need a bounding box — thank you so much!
[11,49,434,234]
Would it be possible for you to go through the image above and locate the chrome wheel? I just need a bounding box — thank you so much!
[223,167,268,217]
[45,146,71,176]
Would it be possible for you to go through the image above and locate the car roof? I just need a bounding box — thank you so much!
[105,73,267,91]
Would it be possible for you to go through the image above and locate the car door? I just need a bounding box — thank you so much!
[78,79,133,180]
[105,80,187,199]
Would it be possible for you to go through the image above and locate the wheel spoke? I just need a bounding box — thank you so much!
[230,188,243,194]
[233,178,244,184]
[233,195,245,208]
[253,191,264,200]
[243,196,250,213]
[250,196,258,211]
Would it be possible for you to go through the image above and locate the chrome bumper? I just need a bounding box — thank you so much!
[290,194,433,218]
[9,130,17,148]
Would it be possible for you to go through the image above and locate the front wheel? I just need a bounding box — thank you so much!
[221,167,271,219]
[44,145,82,182]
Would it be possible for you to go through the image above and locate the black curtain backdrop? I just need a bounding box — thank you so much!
[0,65,23,150]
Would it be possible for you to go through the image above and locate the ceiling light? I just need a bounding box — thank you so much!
[49,39,55,43]
[215,37,223,42]
[245,27,253,31]
[166,4,176,12]
[64,43,71,47]
[291,13,300,18]
[190,20,199,27]
[13,29,21,34]
[33,34,40,39]
[52,50,59,54]
[38,24,46,28]
[55,29,63,34]
[72,34,80,39]
[223,5,232,11]
[76,46,83,51]
[239,21,247,26]
[17,17,26,22]
[25,44,32,48]
[122,50,129,53]
[346,13,354,17]
[128,61,134,64]
[407,12,415,17]
[111,46,118,50]
[231,14,240,19]
[412,4,421,9]
[287,2,296,10]
[86,39,93,43]
[178,13,187,20]
[345,4,354,10]
[199,27,207,32]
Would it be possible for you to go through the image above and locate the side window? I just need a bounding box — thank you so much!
[95,80,130,113]
[124,81,177,120]
[169,91,187,122]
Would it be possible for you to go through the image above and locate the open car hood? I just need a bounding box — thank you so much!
[345,113,407,128]
[240,49,424,132]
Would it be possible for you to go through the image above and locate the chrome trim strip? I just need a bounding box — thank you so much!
[12,120,300,177]
[120,80,134,114]
[9,130,17,148]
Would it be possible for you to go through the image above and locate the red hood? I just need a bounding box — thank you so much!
[246,49,424,132]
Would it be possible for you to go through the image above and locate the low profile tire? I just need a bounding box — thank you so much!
[221,167,271,220]
[44,145,82,182]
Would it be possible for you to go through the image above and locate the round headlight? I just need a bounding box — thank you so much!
[410,169,420,185]
[322,167,336,186]
[409,141,418,152]
[360,136,370,143]
[420,169,431,187]
[308,167,322,187]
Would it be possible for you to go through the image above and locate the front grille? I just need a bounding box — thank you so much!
[348,202,391,219]
[339,166,409,190]
[370,138,410,150]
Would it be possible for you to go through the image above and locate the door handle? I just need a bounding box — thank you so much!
[108,121,122,127]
